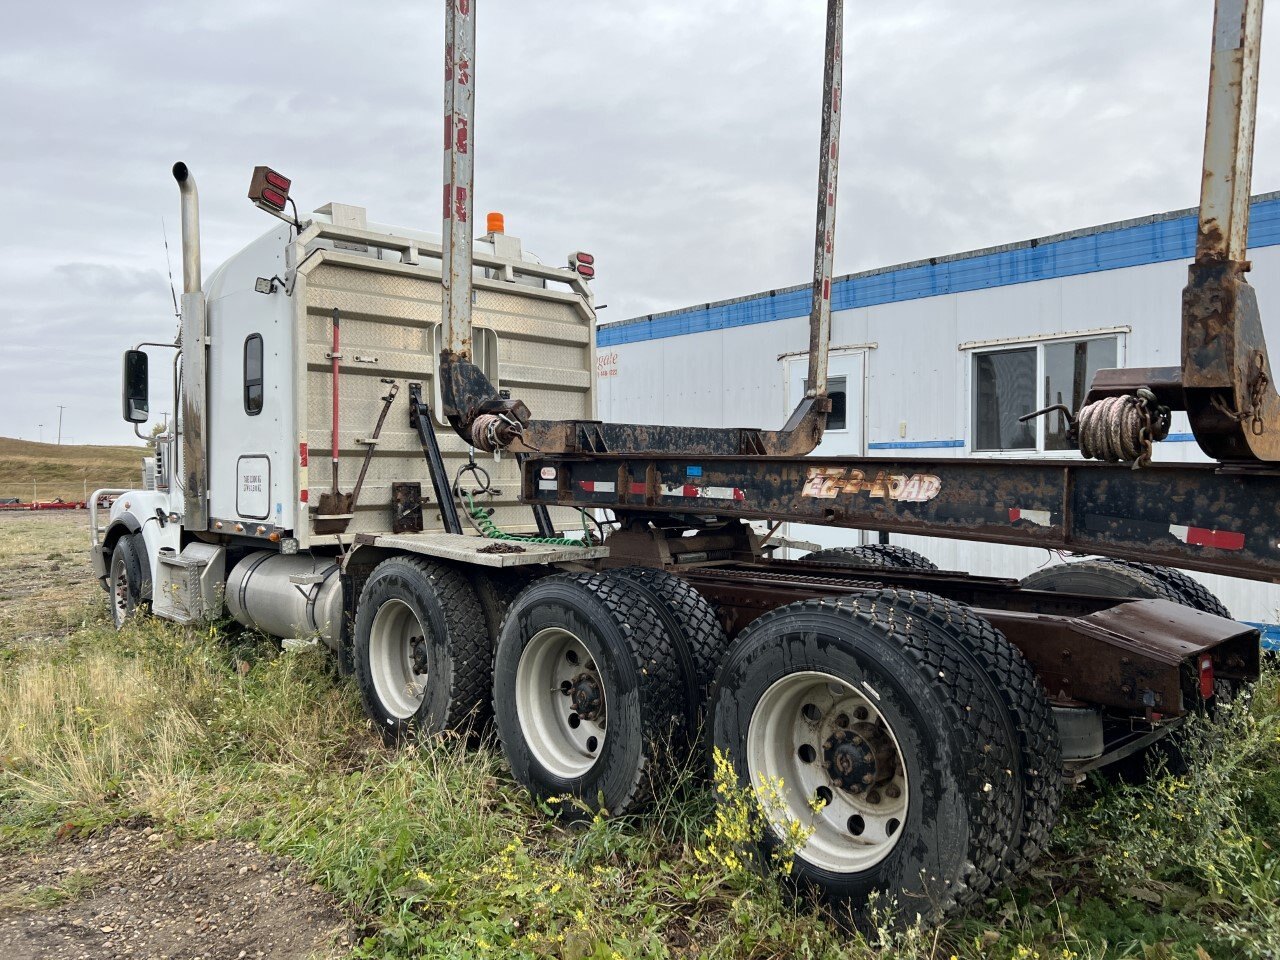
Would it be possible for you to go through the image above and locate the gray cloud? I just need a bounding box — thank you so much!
[2,1,1278,444]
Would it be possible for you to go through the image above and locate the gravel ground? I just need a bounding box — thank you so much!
[0,822,353,960]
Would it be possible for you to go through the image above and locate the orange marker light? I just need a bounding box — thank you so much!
[487,211,505,235]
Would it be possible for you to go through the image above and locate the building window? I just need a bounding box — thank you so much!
[1042,337,1117,449]
[971,335,1119,452]
[973,347,1036,450]
[244,334,264,416]
[827,376,848,431]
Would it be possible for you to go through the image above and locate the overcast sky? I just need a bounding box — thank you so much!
[3,1,1280,447]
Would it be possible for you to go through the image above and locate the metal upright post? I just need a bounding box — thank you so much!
[1181,0,1280,462]
[1195,0,1264,264]
[441,0,476,376]
[805,0,844,400]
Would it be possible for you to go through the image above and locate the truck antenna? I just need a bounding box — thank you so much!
[161,217,180,318]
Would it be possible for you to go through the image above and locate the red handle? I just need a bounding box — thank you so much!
[331,309,340,492]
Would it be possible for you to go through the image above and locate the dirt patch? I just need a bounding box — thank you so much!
[0,823,354,960]
[0,511,101,643]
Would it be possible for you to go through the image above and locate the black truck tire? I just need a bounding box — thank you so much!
[353,556,489,742]
[804,544,938,571]
[867,589,1062,880]
[1092,559,1232,619]
[493,573,685,817]
[108,533,151,629]
[710,594,1019,925]
[611,566,728,727]
[1022,558,1233,619]
[467,569,539,726]
[1020,559,1186,604]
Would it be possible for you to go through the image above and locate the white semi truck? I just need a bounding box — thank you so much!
[89,0,1268,931]
[92,163,608,738]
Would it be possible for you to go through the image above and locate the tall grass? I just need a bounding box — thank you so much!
[1,601,1277,959]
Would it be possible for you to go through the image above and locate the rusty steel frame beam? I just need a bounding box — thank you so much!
[523,452,1280,583]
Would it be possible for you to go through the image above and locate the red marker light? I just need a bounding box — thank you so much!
[248,165,293,214]
[574,251,594,265]
[264,170,291,192]
[1198,655,1215,700]
[576,263,595,279]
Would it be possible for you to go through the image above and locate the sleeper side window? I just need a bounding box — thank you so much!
[244,334,264,416]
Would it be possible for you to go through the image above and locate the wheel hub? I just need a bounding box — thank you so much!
[409,635,430,674]
[569,671,603,721]
[823,721,895,794]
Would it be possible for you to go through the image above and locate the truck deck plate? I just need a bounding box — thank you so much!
[351,532,608,568]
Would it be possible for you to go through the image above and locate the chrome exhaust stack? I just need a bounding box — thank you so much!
[172,160,209,530]
[172,162,201,294]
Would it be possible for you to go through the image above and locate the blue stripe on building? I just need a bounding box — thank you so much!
[866,439,966,450]
[1245,622,1280,652]
[600,195,1280,348]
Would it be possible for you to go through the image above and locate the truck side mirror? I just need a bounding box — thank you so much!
[122,349,150,423]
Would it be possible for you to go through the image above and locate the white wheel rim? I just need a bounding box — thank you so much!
[110,555,130,627]
[515,627,606,779]
[368,598,429,719]
[747,670,909,873]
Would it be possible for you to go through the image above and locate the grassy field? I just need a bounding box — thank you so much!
[1,512,1277,959]
[0,436,145,503]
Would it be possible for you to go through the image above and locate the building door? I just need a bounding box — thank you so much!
[781,350,866,556]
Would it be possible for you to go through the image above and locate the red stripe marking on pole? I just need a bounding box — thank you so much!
[299,442,308,467]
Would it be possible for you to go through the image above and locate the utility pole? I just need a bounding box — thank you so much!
[57,405,65,445]
[38,423,43,443]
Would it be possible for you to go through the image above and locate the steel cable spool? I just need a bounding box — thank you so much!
[1076,389,1170,467]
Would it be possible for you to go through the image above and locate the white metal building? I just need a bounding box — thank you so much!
[596,194,1280,631]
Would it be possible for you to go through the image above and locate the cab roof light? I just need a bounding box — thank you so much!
[569,251,595,280]
[248,165,299,228]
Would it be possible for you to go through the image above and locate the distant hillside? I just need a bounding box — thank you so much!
[0,437,146,503]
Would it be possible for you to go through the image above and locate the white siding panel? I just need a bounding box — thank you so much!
[600,243,1280,625]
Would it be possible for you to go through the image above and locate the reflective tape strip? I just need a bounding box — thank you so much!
[1009,507,1051,527]
[1168,524,1245,550]
[660,484,746,501]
